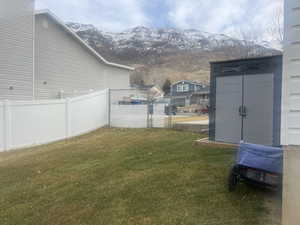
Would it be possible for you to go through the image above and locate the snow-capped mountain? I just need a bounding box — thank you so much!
[67,23,281,86]
[68,23,267,53]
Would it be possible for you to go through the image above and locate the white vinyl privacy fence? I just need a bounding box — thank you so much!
[0,89,167,152]
[0,90,108,152]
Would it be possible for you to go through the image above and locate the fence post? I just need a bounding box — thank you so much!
[3,100,11,151]
[168,96,172,129]
[107,89,111,127]
[65,98,71,138]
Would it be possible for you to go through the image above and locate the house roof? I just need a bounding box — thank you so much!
[171,80,207,87]
[35,10,134,71]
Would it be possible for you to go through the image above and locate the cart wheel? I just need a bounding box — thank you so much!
[228,167,239,192]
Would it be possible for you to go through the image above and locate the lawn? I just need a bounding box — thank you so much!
[0,129,280,225]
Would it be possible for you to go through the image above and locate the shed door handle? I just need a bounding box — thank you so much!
[239,106,243,116]
[239,106,247,117]
[243,106,247,117]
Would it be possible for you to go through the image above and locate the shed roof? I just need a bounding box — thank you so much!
[35,10,134,71]
[210,55,282,65]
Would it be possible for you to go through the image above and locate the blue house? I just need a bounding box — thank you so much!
[171,80,209,107]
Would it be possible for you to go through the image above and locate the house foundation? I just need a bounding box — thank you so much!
[282,146,300,225]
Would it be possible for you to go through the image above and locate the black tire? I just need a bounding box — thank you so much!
[228,166,239,192]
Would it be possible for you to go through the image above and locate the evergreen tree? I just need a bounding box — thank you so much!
[162,79,171,95]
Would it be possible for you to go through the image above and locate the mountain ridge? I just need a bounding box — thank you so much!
[67,23,281,87]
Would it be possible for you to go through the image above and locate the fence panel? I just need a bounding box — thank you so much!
[0,89,109,152]
[0,102,4,150]
[110,104,148,128]
[9,100,67,150]
[0,88,171,152]
[168,92,209,132]
[109,89,168,128]
[151,104,168,128]
[70,90,108,136]
[109,89,149,128]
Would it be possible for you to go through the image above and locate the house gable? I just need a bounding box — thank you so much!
[35,13,130,99]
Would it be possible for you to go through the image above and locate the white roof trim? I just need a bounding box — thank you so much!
[35,10,134,71]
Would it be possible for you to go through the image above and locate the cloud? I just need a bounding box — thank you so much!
[35,0,283,47]
[167,0,248,33]
[36,0,150,31]
[167,0,283,40]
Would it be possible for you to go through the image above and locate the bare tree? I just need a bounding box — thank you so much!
[130,69,146,87]
[231,24,269,59]
[268,8,284,50]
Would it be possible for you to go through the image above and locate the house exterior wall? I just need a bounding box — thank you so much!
[34,14,130,99]
[171,81,210,107]
[171,81,205,97]
[281,0,300,146]
[104,66,130,90]
[0,0,34,100]
[282,1,300,225]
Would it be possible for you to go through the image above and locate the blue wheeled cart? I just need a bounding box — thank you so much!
[228,142,283,191]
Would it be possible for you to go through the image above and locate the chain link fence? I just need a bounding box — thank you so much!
[108,89,170,128]
[57,88,209,131]
[167,93,210,133]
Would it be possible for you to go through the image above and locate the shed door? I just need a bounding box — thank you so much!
[243,74,274,146]
[215,76,243,143]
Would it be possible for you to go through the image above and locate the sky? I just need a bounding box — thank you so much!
[36,0,283,44]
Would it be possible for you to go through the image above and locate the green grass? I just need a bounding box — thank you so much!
[0,129,280,225]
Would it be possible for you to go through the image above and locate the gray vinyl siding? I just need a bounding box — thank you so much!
[282,0,300,145]
[0,0,34,100]
[105,66,130,90]
[34,14,130,99]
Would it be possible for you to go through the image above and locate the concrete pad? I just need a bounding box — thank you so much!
[176,120,209,125]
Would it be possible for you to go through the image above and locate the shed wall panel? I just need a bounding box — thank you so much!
[243,74,274,146]
[215,76,242,143]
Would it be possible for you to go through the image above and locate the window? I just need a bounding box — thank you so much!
[177,83,189,92]
[183,84,189,92]
[177,85,183,92]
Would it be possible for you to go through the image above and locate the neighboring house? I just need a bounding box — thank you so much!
[171,80,209,107]
[0,9,134,100]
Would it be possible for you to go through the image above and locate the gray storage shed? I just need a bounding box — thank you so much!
[209,55,282,146]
